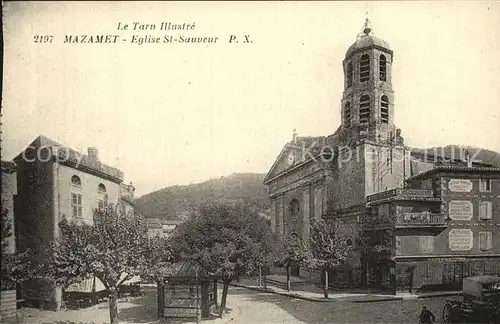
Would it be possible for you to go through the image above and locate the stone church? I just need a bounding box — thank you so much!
[264,19,500,291]
[264,19,408,281]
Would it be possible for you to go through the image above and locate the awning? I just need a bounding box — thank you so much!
[65,277,106,292]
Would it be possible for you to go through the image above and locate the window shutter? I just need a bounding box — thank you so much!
[479,232,492,251]
[480,202,492,220]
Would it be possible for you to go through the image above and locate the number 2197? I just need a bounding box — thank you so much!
[34,35,53,43]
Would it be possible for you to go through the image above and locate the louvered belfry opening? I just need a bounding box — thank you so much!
[359,95,370,126]
[379,55,387,82]
[360,54,370,82]
[381,95,389,124]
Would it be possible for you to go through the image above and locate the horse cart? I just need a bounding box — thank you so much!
[442,275,500,323]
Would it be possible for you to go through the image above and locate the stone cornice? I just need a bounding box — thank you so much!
[269,169,326,199]
[343,45,394,63]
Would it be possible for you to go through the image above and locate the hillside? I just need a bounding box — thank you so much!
[135,173,269,220]
[135,145,500,221]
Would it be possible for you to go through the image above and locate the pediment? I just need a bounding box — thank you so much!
[263,143,304,184]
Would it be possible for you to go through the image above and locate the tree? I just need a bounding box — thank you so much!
[140,234,174,283]
[272,234,309,292]
[1,208,39,291]
[309,218,350,298]
[358,212,394,256]
[170,201,273,318]
[46,209,154,324]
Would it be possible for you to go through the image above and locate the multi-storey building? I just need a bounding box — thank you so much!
[13,135,135,310]
[1,161,17,254]
[264,19,500,290]
[120,182,136,215]
[146,217,183,238]
[1,161,19,323]
[364,165,500,293]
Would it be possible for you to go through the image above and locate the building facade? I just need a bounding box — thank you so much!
[120,182,136,215]
[364,166,500,293]
[13,135,135,310]
[146,217,183,238]
[264,20,500,291]
[1,161,18,254]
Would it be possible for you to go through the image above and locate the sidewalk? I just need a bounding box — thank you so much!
[17,285,240,324]
[231,277,461,303]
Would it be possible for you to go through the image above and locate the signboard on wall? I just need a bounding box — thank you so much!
[449,229,473,251]
[448,200,473,221]
[448,179,473,193]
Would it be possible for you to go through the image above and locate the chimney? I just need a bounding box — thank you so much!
[88,147,99,161]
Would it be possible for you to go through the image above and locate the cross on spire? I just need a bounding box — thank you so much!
[363,10,372,35]
[292,128,298,143]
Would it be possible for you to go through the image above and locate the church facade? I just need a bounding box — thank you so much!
[264,20,500,291]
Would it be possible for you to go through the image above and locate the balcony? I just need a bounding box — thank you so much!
[364,212,448,233]
[395,212,447,228]
[366,188,437,204]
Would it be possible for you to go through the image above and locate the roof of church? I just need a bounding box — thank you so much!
[345,18,391,58]
[346,34,391,58]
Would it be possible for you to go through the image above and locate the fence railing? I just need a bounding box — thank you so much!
[366,188,435,202]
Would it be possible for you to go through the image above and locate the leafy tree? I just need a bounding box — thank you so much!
[170,201,273,318]
[140,234,173,283]
[1,208,38,290]
[309,218,350,298]
[46,209,157,324]
[358,212,394,256]
[272,234,309,292]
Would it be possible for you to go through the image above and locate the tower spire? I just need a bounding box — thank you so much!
[363,11,372,36]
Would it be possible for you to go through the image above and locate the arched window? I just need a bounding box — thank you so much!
[379,55,387,82]
[346,62,353,88]
[381,95,389,124]
[71,175,81,186]
[97,184,108,209]
[359,95,370,126]
[344,102,351,127]
[359,54,370,82]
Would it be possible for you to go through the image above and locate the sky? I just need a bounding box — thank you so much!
[2,1,500,197]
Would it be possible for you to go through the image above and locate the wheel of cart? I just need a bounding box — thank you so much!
[442,301,461,323]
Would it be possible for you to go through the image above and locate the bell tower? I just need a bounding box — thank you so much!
[340,18,397,143]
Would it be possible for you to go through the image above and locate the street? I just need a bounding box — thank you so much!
[227,286,448,324]
[19,285,449,323]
